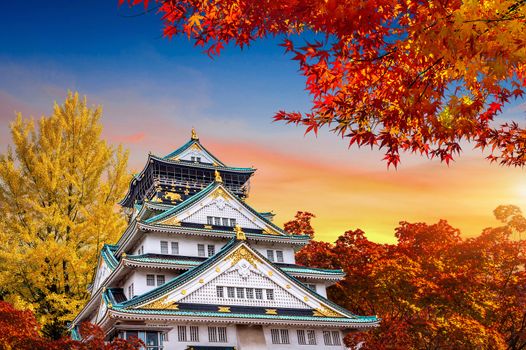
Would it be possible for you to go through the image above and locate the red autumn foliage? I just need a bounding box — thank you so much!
[292,206,526,349]
[283,211,316,237]
[121,0,526,167]
[0,301,143,350]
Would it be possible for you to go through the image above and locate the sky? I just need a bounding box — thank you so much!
[1,0,525,243]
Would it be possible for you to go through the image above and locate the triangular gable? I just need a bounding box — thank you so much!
[164,139,226,166]
[124,241,354,319]
[146,183,286,236]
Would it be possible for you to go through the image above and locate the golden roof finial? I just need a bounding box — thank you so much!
[215,170,223,183]
[191,127,199,140]
[234,225,246,241]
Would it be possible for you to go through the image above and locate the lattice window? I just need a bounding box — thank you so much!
[255,288,263,300]
[198,244,205,257]
[276,250,284,262]
[266,250,275,262]
[178,326,187,342]
[208,327,227,342]
[236,287,245,299]
[207,216,213,225]
[157,275,165,286]
[160,241,168,254]
[307,330,317,345]
[230,218,236,226]
[208,327,217,342]
[190,326,199,342]
[208,245,215,257]
[271,329,289,344]
[246,288,254,299]
[332,331,341,345]
[227,287,235,298]
[171,242,179,255]
[146,275,155,286]
[216,286,224,298]
[306,284,317,292]
[297,330,306,345]
[218,327,227,342]
[266,289,274,300]
[323,331,340,346]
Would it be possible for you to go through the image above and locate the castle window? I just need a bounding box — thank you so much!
[198,244,205,257]
[208,326,228,343]
[160,241,168,254]
[171,242,179,255]
[306,284,316,291]
[156,275,165,286]
[216,286,224,298]
[246,288,254,299]
[227,287,235,298]
[177,325,187,342]
[146,274,155,286]
[266,289,274,300]
[255,288,263,299]
[236,287,245,299]
[297,330,306,345]
[190,326,199,342]
[207,216,213,225]
[230,218,236,226]
[276,250,284,262]
[266,250,275,262]
[307,330,317,345]
[128,283,134,298]
[222,217,229,226]
[323,331,341,346]
[214,217,221,225]
[207,245,215,257]
[271,329,290,344]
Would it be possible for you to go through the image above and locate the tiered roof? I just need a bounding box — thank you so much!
[72,130,380,337]
[97,239,378,328]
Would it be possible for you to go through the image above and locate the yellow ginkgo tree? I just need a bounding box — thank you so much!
[0,92,130,339]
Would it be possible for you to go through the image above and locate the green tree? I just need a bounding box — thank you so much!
[0,92,130,338]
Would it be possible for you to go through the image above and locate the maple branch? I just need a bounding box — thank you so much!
[462,15,525,23]
[354,48,397,62]
[408,57,444,88]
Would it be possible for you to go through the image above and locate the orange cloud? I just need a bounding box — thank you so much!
[198,139,526,244]
[110,132,146,144]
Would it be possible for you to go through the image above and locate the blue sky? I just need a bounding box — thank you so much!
[1,0,525,243]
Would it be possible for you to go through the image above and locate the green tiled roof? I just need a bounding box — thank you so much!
[125,254,343,276]
[110,307,378,324]
[163,139,226,167]
[101,244,119,270]
[110,239,375,324]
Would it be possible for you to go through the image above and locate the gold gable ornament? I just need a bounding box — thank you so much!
[143,295,179,310]
[234,225,246,241]
[191,128,199,140]
[225,245,261,268]
[214,170,223,183]
[160,216,181,226]
[313,306,344,318]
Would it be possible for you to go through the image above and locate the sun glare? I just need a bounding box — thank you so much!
[517,182,526,199]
